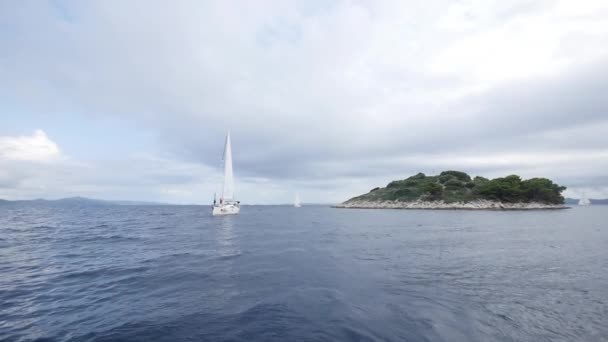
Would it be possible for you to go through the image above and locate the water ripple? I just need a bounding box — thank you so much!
[0,205,607,341]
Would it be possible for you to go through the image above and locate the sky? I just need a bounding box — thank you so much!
[1,0,607,204]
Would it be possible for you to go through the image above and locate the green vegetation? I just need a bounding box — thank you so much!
[347,171,566,204]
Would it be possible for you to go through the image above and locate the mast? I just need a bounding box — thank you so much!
[222,132,235,200]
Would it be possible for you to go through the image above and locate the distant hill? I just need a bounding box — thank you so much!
[0,197,171,206]
[566,198,608,205]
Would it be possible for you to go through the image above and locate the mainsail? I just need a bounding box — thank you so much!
[294,192,301,207]
[221,132,235,200]
[578,196,591,206]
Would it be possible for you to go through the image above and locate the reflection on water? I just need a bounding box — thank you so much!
[214,216,241,258]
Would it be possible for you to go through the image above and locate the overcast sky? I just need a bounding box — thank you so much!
[1,0,607,204]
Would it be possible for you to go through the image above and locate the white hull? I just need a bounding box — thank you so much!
[294,204,301,208]
[212,204,240,216]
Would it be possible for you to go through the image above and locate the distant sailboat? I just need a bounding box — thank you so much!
[578,192,591,206]
[294,192,302,208]
[212,132,240,216]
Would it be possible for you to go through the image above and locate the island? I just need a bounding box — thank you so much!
[335,171,569,210]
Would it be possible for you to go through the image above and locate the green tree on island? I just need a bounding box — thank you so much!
[347,171,566,204]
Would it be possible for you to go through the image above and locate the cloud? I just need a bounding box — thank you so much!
[1,0,608,202]
[0,133,217,202]
[0,130,61,162]
[0,130,60,192]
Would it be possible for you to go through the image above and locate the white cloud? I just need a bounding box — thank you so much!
[0,130,61,162]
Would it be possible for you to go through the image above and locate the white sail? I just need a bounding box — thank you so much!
[222,132,235,201]
[212,132,240,216]
[294,192,301,207]
[578,191,591,206]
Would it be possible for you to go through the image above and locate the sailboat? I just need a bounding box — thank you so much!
[212,132,240,216]
[294,192,302,208]
[578,192,591,206]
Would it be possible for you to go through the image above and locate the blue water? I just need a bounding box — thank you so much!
[1,205,607,341]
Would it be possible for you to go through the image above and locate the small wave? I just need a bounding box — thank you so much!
[141,252,200,263]
[78,235,140,242]
[216,252,242,260]
[32,225,56,230]
[56,252,82,258]
[108,235,138,240]
[57,266,150,282]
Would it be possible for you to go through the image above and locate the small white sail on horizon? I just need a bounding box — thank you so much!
[294,192,302,207]
[578,192,591,206]
[212,132,240,216]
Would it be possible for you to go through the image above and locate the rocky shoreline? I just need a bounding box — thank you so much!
[333,199,569,210]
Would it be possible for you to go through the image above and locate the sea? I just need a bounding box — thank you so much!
[1,204,607,342]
